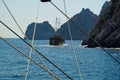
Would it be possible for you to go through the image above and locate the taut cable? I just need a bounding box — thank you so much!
[0,20,73,80]
[50,1,120,65]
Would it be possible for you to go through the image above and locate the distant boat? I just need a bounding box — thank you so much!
[49,35,65,45]
[49,18,65,45]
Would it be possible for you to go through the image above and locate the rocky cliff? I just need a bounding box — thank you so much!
[25,8,98,40]
[57,8,98,40]
[99,1,111,16]
[25,1,110,40]
[82,0,120,48]
[25,21,55,40]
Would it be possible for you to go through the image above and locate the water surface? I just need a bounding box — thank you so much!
[0,38,120,80]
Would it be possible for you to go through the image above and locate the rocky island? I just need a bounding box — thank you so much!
[57,8,98,40]
[25,21,55,40]
[82,0,120,48]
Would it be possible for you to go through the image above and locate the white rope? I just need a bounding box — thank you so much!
[0,36,60,80]
[25,1,58,80]
[2,0,60,79]
[24,0,40,79]
[63,0,83,80]
[1,20,73,80]
[2,0,27,39]
[50,1,120,65]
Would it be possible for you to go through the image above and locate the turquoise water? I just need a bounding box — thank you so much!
[0,38,120,80]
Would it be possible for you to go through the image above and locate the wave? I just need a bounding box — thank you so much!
[34,43,70,48]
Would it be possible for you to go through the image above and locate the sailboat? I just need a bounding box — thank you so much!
[49,35,65,45]
[49,18,65,45]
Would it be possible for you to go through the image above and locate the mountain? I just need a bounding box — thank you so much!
[82,0,120,48]
[25,21,55,40]
[57,8,98,40]
[99,1,111,16]
[25,1,111,40]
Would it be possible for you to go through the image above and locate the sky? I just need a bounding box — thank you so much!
[0,0,110,38]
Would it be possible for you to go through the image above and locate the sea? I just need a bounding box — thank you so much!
[0,38,120,80]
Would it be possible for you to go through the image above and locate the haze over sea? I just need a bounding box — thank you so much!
[0,38,120,80]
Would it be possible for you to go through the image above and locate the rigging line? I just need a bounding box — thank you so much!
[0,20,73,80]
[0,36,60,80]
[2,0,45,64]
[2,0,26,38]
[49,1,120,64]
[2,0,53,79]
[25,1,53,80]
[63,0,83,80]
[2,0,52,71]
[2,0,32,46]
[24,0,40,80]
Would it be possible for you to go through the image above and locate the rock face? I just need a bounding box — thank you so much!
[25,1,111,40]
[99,1,111,16]
[57,8,98,40]
[25,21,55,40]
[82,0,120,48]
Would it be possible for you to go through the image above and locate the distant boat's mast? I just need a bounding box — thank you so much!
[55,17,61,36]
[55,17,58,32]
[58,18,60,29]
[58,18,61,36]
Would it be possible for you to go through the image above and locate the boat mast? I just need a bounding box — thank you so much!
[55,17,58,32]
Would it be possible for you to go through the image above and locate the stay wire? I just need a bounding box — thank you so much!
[25,1,55,80]
[24,0,40,80]
[50,1,120,64]
[2,0,26,38]
[0,36,60,80]
[63,0,83,80]
[0,20,73,80]
[1,0,55,79]
[2,0,47,79]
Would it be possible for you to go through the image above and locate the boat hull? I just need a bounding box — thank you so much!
[49,36,65,45]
